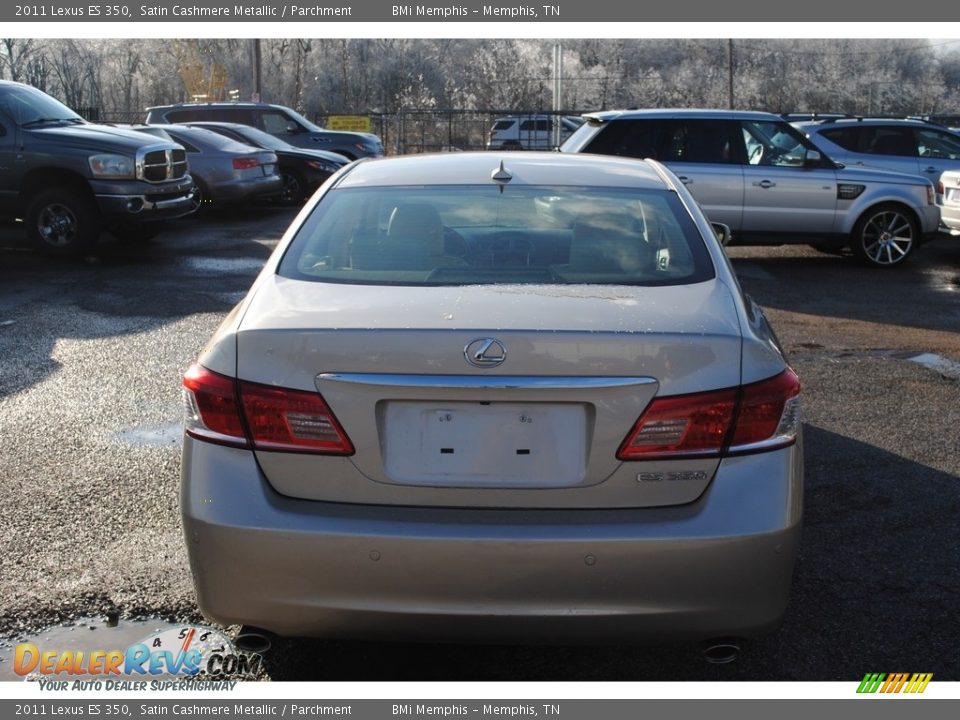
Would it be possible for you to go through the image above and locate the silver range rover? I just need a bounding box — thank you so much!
[561,109,941,268]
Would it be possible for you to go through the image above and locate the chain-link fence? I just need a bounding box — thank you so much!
[317,109,587,154]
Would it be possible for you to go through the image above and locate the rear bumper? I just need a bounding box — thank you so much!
[181,437,803,643]
[206,174,283,202]
[919,203,942,235]
[938,200,960,234]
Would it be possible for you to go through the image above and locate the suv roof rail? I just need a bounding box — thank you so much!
[782,112,859,122]
[904,115,952,128]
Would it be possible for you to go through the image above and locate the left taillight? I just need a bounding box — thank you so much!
[232,157,260,170]
[239,381,354,455]
[182,363,354,455]
[182,363,248,448]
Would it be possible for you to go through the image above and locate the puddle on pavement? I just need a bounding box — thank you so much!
[115,423,182,447]
[183,257,266,275]
[0,617,182,682]
[905,352,960,381]
[789,347,960,382]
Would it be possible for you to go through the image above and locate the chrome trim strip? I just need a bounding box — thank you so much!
[317,373,656,390]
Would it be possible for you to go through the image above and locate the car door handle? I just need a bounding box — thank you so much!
[924,166,938,172]
[752,180,776,189]
[676,176,693,185]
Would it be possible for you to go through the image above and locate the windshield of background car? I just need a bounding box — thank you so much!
[173,126,260,153]
[0,85,82,125]
[277,185,716,286]
[228,125,290,151]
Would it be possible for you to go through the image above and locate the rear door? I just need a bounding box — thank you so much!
[582,118,745,230]
[820,125,920,176]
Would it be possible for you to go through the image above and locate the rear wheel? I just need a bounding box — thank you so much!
[278,171,306,206]
[850,204,917,268]
[26,188,102,255]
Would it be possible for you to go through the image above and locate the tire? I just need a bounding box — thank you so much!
[850,204,918,268]
[26,188,102,255]
[189,180,210,216]
[278,171,305,206]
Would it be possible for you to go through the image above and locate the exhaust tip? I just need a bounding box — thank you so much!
[702,638,742,664]
[234,626,274,654]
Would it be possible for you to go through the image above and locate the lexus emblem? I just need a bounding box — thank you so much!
[464,338,507,368]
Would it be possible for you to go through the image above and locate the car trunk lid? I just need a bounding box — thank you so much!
[235,276,743,508]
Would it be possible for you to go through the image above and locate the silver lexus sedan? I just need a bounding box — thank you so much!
[181,152,803,652]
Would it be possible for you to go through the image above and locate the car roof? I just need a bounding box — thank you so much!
[581,108,784,122]
[153,124,263,152]
[336,151,673,190]
[146,101,287,112]
[794,117,939,129]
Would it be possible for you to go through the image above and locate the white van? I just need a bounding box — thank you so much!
[486,115,583,150]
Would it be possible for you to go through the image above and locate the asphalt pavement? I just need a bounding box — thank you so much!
[0,213,957,681]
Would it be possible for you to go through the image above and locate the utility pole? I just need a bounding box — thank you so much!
[552,42,563,147]
[727,39,734,109]
[252,39,262,102]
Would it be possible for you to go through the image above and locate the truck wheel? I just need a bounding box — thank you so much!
[850,204,917,268]
[26,188,102,255]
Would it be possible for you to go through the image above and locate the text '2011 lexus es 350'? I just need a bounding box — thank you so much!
[181,152,803,652]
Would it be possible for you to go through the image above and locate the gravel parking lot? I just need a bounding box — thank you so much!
[0,213,957,681]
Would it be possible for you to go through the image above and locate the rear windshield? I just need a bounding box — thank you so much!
[277,185,715,286]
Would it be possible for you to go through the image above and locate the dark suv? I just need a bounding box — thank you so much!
[0,81,196,254]
[145,102,383,160]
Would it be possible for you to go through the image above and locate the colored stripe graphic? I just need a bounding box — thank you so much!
[905,673,933,693]
[857,672,932,694]
[857,673,885,693]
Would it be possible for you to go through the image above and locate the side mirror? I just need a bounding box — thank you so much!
[711,222,732,247]
[285,121,299,134]
[804,149,822,168]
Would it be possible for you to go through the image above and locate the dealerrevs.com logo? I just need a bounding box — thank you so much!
[14,625,261,685]
[857,673,933,694]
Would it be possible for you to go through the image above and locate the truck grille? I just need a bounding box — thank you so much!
[137,145,189,183]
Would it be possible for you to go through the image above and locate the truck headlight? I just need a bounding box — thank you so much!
[89,154,135,179]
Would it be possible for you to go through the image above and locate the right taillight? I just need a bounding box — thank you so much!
[727,367,801,454]
[181,363,354,455]
[617,368,801,460]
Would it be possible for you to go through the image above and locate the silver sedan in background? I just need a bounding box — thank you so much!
[133,124,282,210]
[180,152,803,657]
